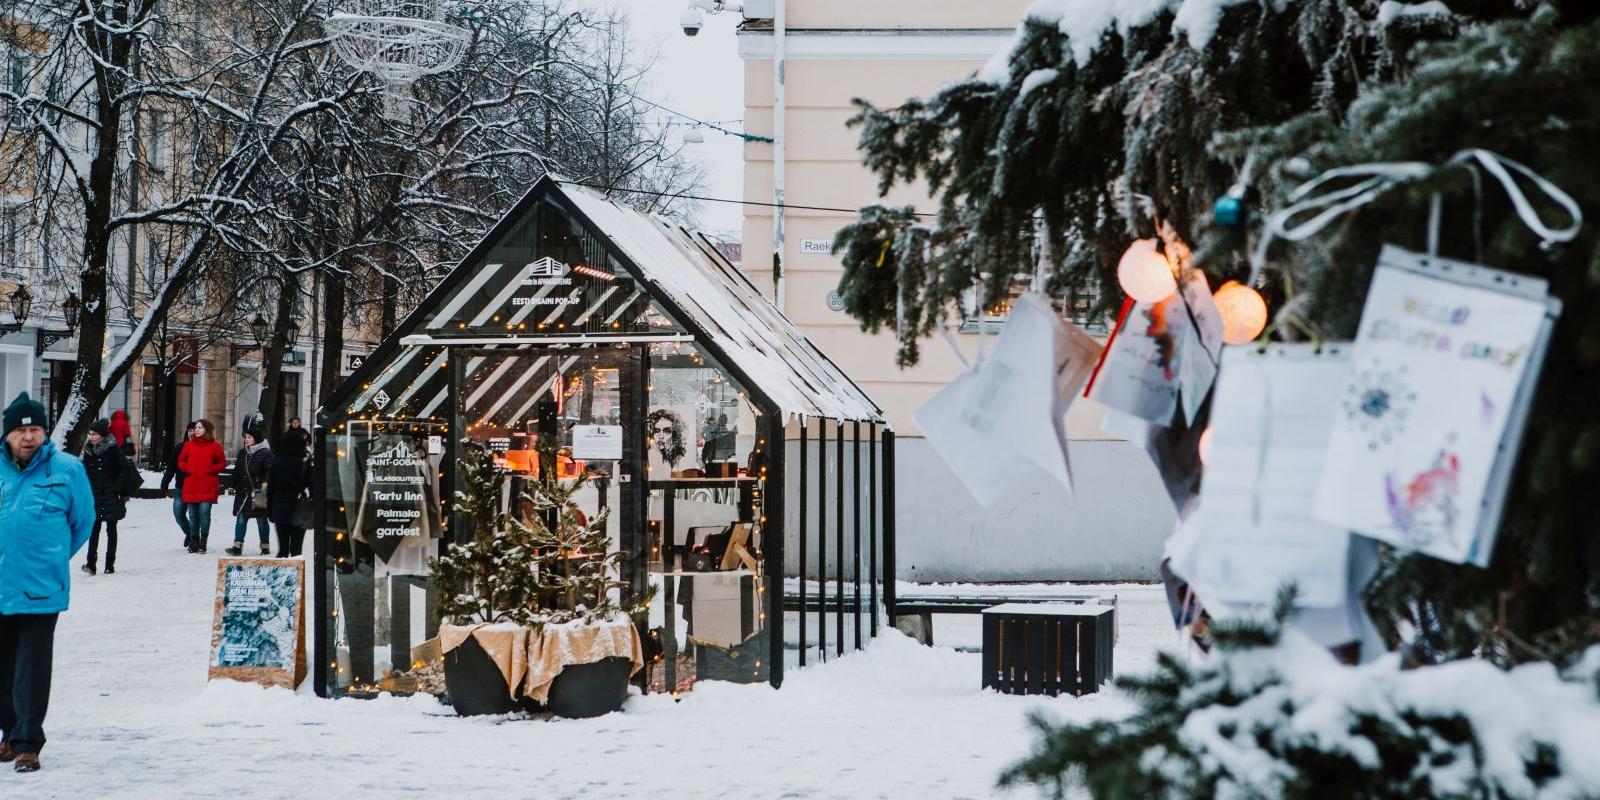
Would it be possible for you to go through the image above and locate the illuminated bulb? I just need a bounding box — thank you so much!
[1213,280,1268,344]
[1197,426,1214,466]
[1116,239,1177,303]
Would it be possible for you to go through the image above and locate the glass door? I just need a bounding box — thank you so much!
[450,345,648,620]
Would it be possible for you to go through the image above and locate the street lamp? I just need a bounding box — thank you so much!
[230,312,272,366]
[0,285,31,335]
[62,292,80,331]
[249,312,270,349]
[34,292,81,356]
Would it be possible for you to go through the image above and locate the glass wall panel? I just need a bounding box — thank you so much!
[644,342,771,691]
[323,414,448,695]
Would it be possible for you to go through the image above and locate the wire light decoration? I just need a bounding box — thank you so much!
[325,1,471,121]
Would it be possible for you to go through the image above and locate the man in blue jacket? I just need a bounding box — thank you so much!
[0,393,94,773]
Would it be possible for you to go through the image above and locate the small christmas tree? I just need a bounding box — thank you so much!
[432,438,650,628]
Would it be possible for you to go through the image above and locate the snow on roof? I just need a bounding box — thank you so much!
[558,182,884,424]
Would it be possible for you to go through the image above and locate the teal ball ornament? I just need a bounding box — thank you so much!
[1213,194,1246,228]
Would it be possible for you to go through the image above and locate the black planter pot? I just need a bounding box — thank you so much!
[545,657,632,719]
[443,636,523,716]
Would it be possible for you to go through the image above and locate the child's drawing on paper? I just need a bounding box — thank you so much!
[1343,361,1416,451]
[1145,296,1181,380]
[1384,447,1460,548]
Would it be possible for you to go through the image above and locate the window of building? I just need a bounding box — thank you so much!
[145,111,169,172]
[958,278,1108,335]
[0,202,29,281]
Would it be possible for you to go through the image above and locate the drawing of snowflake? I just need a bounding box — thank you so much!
[1343,361,1416,450]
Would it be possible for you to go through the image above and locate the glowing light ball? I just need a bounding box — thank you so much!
[1197,426,1214,466]
[1116,239,1177,303]
[1213,280,1268,345]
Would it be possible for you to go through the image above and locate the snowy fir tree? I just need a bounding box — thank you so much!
[432,439,649,628]
[833,1,1600,794]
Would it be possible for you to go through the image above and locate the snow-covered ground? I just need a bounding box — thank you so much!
[23,497,1174,798]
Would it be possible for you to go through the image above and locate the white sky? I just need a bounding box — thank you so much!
[579,0,748,236]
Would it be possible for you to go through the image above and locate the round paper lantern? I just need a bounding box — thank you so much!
[1213,280,1268,345]
[1198,426,1214,466]
[1116,239,1177,303]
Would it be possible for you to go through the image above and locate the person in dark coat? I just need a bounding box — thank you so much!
[226,429,273,556]
[267,429,310,557]
[281,417,311,460]
[80,419,137,575]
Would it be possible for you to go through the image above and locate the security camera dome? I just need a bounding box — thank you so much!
[679,6,704,36]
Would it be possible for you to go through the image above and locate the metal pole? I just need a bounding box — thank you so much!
[852,420,862,651]
[835,419,844,656]
[817,417,826,661]
[883,429,897,628]
[798,416,807,666]
[311,426,328,697]
[772,0,786,310]
[765,413,785,689]
[869,422,878,636]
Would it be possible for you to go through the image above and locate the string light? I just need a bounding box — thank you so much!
[1213,280,1268,344]
[1116,239,1177,303]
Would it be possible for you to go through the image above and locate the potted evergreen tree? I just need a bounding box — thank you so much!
[431,438,651,717]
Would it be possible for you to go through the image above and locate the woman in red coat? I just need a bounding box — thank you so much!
[108,408,134,458]
[177,418,226,553]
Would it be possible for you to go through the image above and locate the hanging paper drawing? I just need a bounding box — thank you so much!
[1384,446,1460,548]
[916,292,1101,505]
[1341,361,1416,450]
[1312,246,1560,566]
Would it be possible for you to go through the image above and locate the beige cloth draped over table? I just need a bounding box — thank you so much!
[439,623,530,699]
[524,617,645,704]
[439,618,644,704]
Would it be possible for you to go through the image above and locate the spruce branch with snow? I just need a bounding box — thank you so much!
[1001,590,1600,799]
[840,1,1600,793]
[431,438,651,629]
[840,0,1600,663]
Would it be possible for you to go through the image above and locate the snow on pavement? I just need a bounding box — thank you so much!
[21,497,1171,799]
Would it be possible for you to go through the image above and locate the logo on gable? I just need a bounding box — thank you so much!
[527,256,569,278]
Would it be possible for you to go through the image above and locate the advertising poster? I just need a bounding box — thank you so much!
[209,559,305,689]
[354,434,441,563]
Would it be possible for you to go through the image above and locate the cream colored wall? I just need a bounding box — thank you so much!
[741,16,1113,439]
[783,0,1028,29]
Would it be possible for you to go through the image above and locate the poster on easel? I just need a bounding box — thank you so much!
[209,558,306,690]
[1312,246,1561,566]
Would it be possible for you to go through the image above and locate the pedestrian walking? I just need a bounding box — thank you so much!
[176,418,226,553]
[0,392,94,773]
[226,429,272,556]
[281,417,311,459]
[161,423,195,550]
[267,429,310,557]
[80,419,139,576]
[108,409,135,460]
